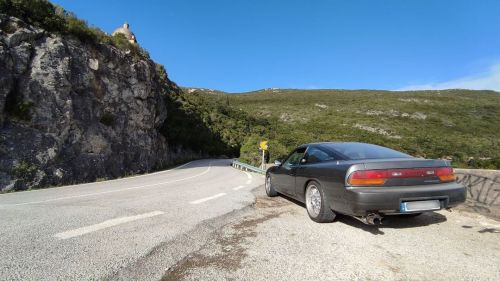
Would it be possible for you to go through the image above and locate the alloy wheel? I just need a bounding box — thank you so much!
[266,176,271,193]
[306,185,321,217]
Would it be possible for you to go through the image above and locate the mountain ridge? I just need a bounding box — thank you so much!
[183,87,499,95]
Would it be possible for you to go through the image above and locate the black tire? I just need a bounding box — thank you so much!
[305,181,336,223]
[265,174,278,197]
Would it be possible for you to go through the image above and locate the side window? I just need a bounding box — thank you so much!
[305,147,335,164]
[284,148,306,166]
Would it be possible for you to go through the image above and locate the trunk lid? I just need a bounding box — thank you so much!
[347,158,453,186]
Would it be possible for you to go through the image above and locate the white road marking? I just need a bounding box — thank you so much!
[0,161,196,197]
[232,185,245,191]
[244,171,252,184]
[190,193,226,205]
[4,164,212,206]
[54,211,164,240]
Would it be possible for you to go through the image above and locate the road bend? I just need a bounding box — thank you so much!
[0,159,263,281]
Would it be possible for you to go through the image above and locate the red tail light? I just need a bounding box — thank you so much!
[435,167,455,182]
[348,170,388,185]
[348,167,456,186]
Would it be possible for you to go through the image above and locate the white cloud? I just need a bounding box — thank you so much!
[399,63,500,92]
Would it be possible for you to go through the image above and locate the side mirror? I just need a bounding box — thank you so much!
[300,158,307,164]
[274,160,282,166]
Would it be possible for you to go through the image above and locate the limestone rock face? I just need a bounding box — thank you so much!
[0,15,187,191]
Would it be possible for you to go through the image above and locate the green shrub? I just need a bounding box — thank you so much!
[110,33,129,51]
[0,0,65,32]
[239,135,265,166]
[63,12,96,43]
[13,160,37,181]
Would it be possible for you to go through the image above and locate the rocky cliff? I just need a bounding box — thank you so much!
[0,14,194,191]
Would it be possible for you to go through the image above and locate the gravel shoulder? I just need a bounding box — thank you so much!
[162,187,500,281]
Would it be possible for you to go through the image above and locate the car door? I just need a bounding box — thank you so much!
[298,144,347,206]
[294,146,332,196]
[274,147,306,196]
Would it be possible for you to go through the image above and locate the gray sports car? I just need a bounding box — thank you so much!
[265,142,466,224]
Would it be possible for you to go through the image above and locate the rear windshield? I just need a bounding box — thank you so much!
[320,143,412,160]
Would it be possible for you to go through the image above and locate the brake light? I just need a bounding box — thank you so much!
[348,167,456,186]
[435,167,455,182]
[348,170,388,185]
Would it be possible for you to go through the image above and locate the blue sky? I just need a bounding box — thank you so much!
[51,0,500,93]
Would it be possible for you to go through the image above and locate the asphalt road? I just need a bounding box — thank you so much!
[1,159,499,281]
[0,159,262,281]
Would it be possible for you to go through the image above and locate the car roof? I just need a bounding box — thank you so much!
[298,141,365,148]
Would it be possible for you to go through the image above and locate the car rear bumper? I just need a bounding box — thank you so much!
[341,182,466,216]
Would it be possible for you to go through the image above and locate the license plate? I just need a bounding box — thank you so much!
[400,200,441,212]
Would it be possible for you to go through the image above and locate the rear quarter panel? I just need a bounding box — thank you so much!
[295,162,351,212]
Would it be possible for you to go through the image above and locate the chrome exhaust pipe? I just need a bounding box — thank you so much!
[366,213,383,225]
[353,213,384,225]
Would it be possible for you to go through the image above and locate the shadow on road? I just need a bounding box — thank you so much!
[277,194,447,235]
[477,227,500,234]
[335,213,448,235]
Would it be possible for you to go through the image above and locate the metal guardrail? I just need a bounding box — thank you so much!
[231,160,266,175]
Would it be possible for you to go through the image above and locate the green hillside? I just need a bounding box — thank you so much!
[184,88,500,169]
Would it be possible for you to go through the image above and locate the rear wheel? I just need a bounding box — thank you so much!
[265,174,278,197]
[305,181,335,223]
